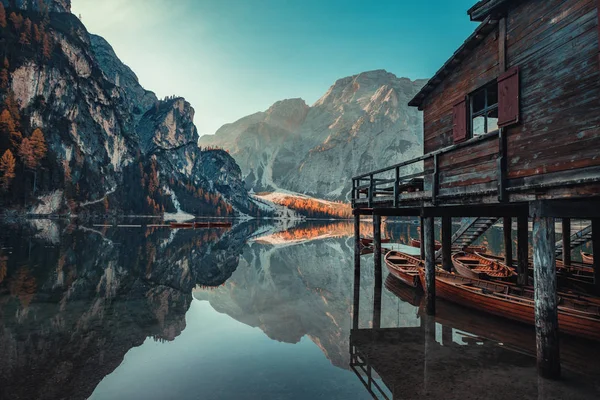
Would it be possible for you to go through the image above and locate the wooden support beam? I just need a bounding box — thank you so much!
[441,216,452,272]
[517,215,529,286]
[420,216,425,261]
[503,217,513,267]
[529,199,600,219]
[371,208,421,217]
[593,218,600,294]
[353,213,361,330]
[562,218,571,267]
[373,214,382,329]
[424,217,436,315]
[442,325,453,346]
[531,202,561,379]
[421,204,529,218]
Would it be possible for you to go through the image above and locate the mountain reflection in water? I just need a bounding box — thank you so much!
[0,218,598,400]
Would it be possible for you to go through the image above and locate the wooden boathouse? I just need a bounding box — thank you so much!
[351,0,600,379]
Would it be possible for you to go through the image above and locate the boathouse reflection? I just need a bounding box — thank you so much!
[350,274,600,399]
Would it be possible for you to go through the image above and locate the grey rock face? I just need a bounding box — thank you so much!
[1,11,249,215]
[200,70,426,200]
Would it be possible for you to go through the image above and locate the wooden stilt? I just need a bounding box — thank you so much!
[517,215,529,286]
[424,216,436,315]
[442,325,452,346]
[441,216,452,272]
[561,218,571,267]
[532,203,560,379]
[592,218,600,294]
[373,262,382,329]
[353,213,361,330]
[373,214,382,329]
[504,217,513,267]
[420,216,425,261]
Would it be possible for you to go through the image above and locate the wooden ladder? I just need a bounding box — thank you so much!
[435,217,500,259]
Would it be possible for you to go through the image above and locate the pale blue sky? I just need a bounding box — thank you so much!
[72,0,478,134]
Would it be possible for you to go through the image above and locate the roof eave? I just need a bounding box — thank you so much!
[408,16,498,110]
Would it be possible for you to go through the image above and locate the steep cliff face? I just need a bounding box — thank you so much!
[200,70,426,200]
[0,5,251,216]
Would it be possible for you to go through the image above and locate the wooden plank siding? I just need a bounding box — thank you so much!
[505,0,600,180]
[422,26,500,195]
[417,0,600,203]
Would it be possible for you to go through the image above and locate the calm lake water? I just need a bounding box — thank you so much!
[0,218,598,399]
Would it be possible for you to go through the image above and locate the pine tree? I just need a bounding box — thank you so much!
[0,3,6,29]
[0,149,16,190]
[0,109,21,149]
[30,128,47,162]
[19,138,38,170]
[19,18,32,45]
[42,32,52,60]
[9,12,23,31]
[33,24,42,43]
[4,92,20,127]
[0,58,9,90]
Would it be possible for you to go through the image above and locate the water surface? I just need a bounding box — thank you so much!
[0,218,598,399]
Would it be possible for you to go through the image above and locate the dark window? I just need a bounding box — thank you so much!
[469,82,498,137]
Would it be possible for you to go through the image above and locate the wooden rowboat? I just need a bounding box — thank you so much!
[452,252,515,280]
[169,222,194,229]
[418,269,600,341]
[410,238,441,250]
[384,251,423,288]
[360,237,391,247]
[194,221,233,228]
[581,251,594,265]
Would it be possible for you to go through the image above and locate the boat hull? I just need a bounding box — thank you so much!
[418,270,600,341]
[385,251,422,288]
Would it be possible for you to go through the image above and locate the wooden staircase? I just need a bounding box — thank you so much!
[555,224,592,257]
[435,217,500,259]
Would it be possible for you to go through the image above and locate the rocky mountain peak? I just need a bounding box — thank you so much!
[1,0,71,12]
[264,98,309,132]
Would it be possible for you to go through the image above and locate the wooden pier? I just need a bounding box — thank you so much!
[352,0,600,379]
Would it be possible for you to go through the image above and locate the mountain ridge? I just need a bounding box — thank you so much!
[200,70,427,200]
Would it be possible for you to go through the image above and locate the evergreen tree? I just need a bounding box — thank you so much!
[0,109,21,149]
[19,138,37,170]
[19,18,32,45]
[9,12,23,31]
[33,24,42,43]
[30,128,47,161]
[0,58,9,90]
[4,92,20,128]
[0,149,16,190]
[0,3,6,29]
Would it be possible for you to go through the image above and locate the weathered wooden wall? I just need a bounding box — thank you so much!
[506,0,600,181]
[422,30,500,195]
[422,30,500,154]
[418,0,600,202]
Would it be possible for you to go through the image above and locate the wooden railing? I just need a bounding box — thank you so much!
[352,130,502,208]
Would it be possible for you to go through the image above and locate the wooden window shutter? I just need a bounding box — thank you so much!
[452,97,468,143]
[498,66,520,127]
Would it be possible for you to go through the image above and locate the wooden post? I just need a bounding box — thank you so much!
[593,218,600,294]
[373,260,382,330]
[424,216,436,315]
[441,216,452,272]
[373,214,382,328]
[442,325,453,346]
[353,213,361,330]
[517,215,529,286]
[531,202,560,379]
[504,217,513,267]
[420,216,425,261]
[561,218,571,266]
